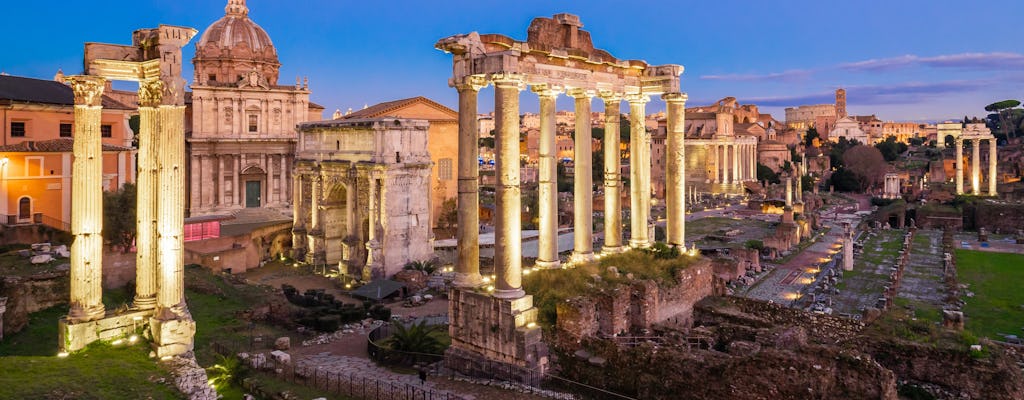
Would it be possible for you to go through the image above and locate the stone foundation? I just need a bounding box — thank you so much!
[445,288,547,379]
[151,314,197,358]
[58,309,152,353]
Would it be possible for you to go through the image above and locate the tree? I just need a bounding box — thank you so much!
[985,99,1021,138]
[478,136,494,149]
[103,183,136,252]
[828,167,859,192]
[756,163,780,185]
[874,136,908,162]
[842,145,887,192]
[438,198,457,231]
[803,127,820,147]
[829,136,857,169]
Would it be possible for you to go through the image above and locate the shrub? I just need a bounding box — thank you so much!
[404,260,438,274]
[368,304,392,321]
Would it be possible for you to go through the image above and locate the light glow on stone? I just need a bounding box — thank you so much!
[57,352,69,358]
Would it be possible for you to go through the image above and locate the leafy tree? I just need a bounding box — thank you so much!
[828,167,860,192]
[757,163,780,185]
[591,149,604,189]
[103,183,136,252]
[843,145,887,192]
[781,161,793,174]
[801,175,815,193]
[829,136,858,169]
[803,127,820,147]
[556,163,572,192]
[874,136,908,162]
[985,99,1021,138]
[386,320,445,355]
[478,137,494,149]
[438,198,457,231]
[744,240,764,251]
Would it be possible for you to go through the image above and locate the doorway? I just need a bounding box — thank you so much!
[246,181,261,208]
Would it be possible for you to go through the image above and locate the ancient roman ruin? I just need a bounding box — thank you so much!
[436,13,687,374]
[939,122,997,195]
[291,118,433,280]
[59,25,197,357]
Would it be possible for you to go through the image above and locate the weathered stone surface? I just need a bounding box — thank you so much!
[274,336,290,350]
[392,269,428,293]
[1,271,69,336]
[164,353,217,400]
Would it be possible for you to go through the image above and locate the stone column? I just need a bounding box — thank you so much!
[723,144,732,184]
[955,137,963,194]
[235,155,242,205]
[732,142,740,184]
[492,74,525,299]
[989,138,998,196]
[217,156,225,206]
[66,75,106,322]
[133,79,162,310]
[750,144,757,182]
[454,76,486,286]
[796,166,803,203]
[306,173,322,263]
[292,173,307,258]
[709,143,718,183]
[365,173,381,278]
[663,92,687,248]
[155,105,188,314]
[627,94,650,248]
[971,138,981,195]
[601,93,624,254]
[569,88,595,263]
[534,85,562,267]
[786,176,793,207]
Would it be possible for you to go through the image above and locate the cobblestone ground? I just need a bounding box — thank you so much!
[831,229,905,316]
[897,230,946,320]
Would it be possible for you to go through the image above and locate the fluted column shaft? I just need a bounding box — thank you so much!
[627,95,650,247]
[454,77,485,286]
[66,76,106,322]
[786,176,793,207]
[534,86,561,268]
[709,143,718,183]
[732,143,740,184]
[989,138,998,196]
[492,75,525,299]
[724,144,732,184]
[971,138,980,195]
[602,94,624,253]
[292,173,307,257]
[955,138,964,194]
[306,173,322,263]
[133,79,162,310]
[570,89,595,263]
[663,93,687,248]
[156,105,187,314]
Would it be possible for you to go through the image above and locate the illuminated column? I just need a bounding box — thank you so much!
[133,79,162,310]
[663,92,687,248]
[601,92,625,254]
[627,94,651,247]
[534,84,562,267]
[365,173,380,277]
[217,156,225,206]
[279,155,287,205]
[723,144,732,184]
[155,104,188,314]
[235,156,242,205]
[569,88,595,263]
[796,169,803,203]
[709,143,718,183]
[492,74,526,299]
[732,143,740,184]
[785,176,793,207]
[291,173,307,258]
[306,172,322,263]
[453,76,486,286]
[955,137,963,194]
[751,144,758,181]
[989,138,998,196]
[971,138,980,195]
[66,75,106,322]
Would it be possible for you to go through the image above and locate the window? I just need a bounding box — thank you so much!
[60,123,72,137]
[10,122,25,137]
[101,125,112,138]
[248,114,258,133]
[438,158,453,181]
[208,74,216,83]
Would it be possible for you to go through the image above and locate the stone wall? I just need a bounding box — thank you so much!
[0,270,69,336]
[694,296,865,344]
[966,201,1024,232]
[556,258,715,341]
[102,249,136,289]
[445,288,547,379]
[184,223,291,273]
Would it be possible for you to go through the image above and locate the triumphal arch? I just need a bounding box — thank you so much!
[59,25,197,358]
[436,13,687,376]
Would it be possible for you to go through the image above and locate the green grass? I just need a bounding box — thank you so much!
[0,304,181,399]
[0,252,64,277]
[956,249,1024,339]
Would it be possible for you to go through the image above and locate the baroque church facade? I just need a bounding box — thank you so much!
[186,0,323,216]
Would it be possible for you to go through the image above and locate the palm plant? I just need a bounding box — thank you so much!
[403,260,438,275]
[386,321,445,355]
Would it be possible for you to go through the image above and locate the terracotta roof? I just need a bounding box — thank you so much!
[340,96,456,121]
[0,138,132,153]
[0,75,134,110]
[309,101,325,110]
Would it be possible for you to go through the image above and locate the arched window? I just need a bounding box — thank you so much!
[18,197,31,221]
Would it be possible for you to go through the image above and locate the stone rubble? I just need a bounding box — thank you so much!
[164,352,218,400]
[300,321,382,347]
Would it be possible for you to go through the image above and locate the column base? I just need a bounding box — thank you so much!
[492,288,526,300]
[67,304,106,324]
[131,296,157,311]
[534,259,561,269]
[570,251,595,264]
[452,272,483,288]
[446,288,547,380]
[58,309,154,353]
[601,245,627,255]
[630,239,651,249]
[151,314,196,359]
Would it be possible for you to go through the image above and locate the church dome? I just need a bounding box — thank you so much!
[193,0,281,86]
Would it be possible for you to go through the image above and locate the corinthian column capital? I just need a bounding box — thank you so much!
[598,90,622,103]
[454,75,488,92]
[624,93,650,105]
[489,73,526,90]
[662,92,688,104]
[138,79,164,108]
[567,87,596,99]
[531,83,564,99]
[65,75,106,107]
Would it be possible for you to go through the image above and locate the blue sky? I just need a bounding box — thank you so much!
[3,0,1022,122]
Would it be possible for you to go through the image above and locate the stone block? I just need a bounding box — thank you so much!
[151,316,196,358]
[275,336,291,350]
[270,350,291,365]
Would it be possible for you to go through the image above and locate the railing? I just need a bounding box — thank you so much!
[2,213,70,232]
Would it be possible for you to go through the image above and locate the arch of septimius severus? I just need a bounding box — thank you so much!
[59,25,197,358]
[437,14,687,374]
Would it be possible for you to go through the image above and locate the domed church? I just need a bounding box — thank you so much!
[186,0,323,216]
